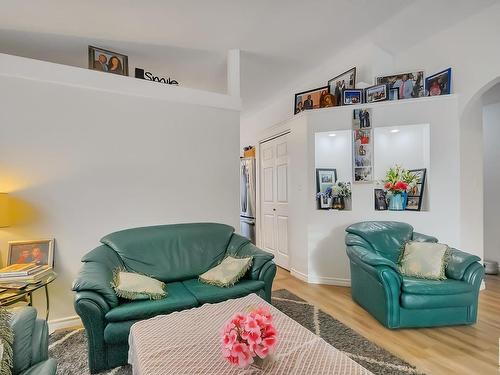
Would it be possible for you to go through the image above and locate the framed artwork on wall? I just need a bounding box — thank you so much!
[406,168,427,211]
[8,239,55,268]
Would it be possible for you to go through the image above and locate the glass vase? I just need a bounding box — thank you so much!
[332,196,345,210]
[388,193,406,211]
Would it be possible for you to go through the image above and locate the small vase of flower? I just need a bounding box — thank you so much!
[383,165,417,211]
[220,306,278,369]
[331,181,352,210]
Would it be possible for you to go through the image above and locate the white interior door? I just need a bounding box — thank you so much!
[260,133,290,269]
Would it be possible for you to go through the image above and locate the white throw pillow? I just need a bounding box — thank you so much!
[398,241,449,280]
[111,270,167,300]
[199,256,253,287]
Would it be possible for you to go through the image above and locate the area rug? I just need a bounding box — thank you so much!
[49,289,423,374]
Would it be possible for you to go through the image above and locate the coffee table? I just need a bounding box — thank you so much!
[128,293,372,374]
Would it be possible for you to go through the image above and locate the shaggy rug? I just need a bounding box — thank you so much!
[49,289,423,374]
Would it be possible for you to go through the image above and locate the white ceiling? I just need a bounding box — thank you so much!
[0,0,497,113]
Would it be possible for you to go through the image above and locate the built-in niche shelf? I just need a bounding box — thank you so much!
[0,53,241,111]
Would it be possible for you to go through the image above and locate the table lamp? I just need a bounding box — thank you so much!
[0,193,10,228]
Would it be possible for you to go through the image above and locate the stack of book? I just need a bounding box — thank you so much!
[0,263,53,283]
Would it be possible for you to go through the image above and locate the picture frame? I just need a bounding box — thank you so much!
[343,89,364,105]
[88,46,129,76]
[374,189,388,210]
[328,67,357,107]
[316,168,337,209]
[352,109,371,129]
[8,239,55,268]
[376,71,425,99]
[364,84,389,103]
[425,68,452,96]
[406,168,427,211]
[294,86,330,114]
[389,88,399,101]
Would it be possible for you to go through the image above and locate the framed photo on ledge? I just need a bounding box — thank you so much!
[364,84,389,103]
[328,67,356,107]
[88,45,129,76]
[294,86,329,114]
[343,89,364,105]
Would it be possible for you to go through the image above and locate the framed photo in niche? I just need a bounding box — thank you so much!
[328,67,356,107]
[374,189,388,210]
[8,239,55,268]
[316,168,337,209]
[406,168,426,211]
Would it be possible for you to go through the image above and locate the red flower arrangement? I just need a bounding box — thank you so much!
[220,307,278,368]
[384,181,408,193]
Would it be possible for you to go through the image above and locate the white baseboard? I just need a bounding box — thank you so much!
[290,268,351,287]
[290,268,308,282]
[48,315,82,334]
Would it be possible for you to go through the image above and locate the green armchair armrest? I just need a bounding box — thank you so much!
[446,248,482,280]
[346,245,400,273]
[226,234,276,302]
[412,232,438,243]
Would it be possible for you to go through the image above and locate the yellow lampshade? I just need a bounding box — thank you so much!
[0,193,10,227]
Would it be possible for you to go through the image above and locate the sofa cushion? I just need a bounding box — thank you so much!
[398,242,449,280]
[100,223,234,282]
[105,282,198,322]
[345,221,414,263]
[199,256,253,287]
[402,277,474,295]
[111,270,167,300]
[182,279,265,305]
[401,292,474,309]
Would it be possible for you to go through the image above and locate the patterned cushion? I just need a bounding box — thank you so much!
[199,256,252,287]
[398,241,449,280]
[111,270,167,300]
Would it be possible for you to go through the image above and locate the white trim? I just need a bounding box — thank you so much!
[307,275,351,287]
[48,315,82,334]
[290,268,308,282]
[290,268,351,286]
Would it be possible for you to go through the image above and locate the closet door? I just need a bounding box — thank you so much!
[260,133,290,269]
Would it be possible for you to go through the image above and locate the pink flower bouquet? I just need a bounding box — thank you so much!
[220,306,278,368]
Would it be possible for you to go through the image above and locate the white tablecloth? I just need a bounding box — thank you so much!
[128,293,372,375]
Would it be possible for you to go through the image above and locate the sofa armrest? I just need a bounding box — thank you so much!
[30,319,49,365]
[74,291,110,373]
[227,236,274,280]
[72,262,118,308]
[346,245,400,273]
[412,232,438,243]
[446,248,481,280]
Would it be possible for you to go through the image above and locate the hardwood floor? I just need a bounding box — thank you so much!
[272,267,500,375]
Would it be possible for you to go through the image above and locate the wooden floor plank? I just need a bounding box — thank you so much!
[273,267,500,375]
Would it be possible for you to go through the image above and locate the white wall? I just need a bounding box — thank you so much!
[483,102,500,264]
[315,130,352,183]
[283,96,460,285]
[0,55,240,322]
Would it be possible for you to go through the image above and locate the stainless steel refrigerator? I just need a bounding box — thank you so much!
[240,157,256,244]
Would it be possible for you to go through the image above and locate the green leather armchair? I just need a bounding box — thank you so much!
[345,221,484,329]
[72,223,276,373]
[10,307,57,375]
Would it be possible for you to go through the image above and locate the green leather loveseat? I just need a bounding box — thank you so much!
[72,223,276,373]
[346,221,484,329]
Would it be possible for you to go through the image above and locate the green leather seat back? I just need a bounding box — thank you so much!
[101,223,234,282]
[345,221,414,263]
